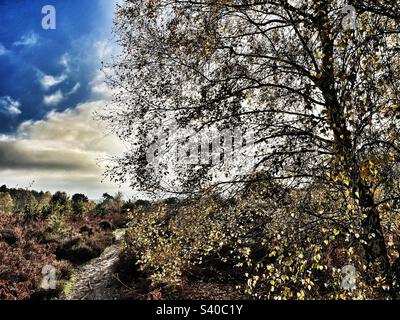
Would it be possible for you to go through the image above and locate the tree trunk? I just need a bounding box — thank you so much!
[358,182,391,282]
[316,0,393,291]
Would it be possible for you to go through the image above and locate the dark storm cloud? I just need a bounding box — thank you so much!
[0,139,97,171]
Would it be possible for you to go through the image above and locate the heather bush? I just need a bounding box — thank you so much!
[0,215,56,300]
[0,187,123,299]
[55,232,114,264]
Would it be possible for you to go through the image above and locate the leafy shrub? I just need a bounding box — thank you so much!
[22,193,39,219]
[47,209,69,237]
[0,192,14,214]
[125,193,242,288]
[125,181,400,299]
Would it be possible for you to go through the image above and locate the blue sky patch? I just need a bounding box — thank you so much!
[0,0,116,133]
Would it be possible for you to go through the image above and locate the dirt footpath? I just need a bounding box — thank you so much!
[66,230,125,300]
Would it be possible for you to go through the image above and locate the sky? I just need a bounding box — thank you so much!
[0,0,132,199]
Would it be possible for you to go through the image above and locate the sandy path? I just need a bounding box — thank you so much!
[66,230,126,300]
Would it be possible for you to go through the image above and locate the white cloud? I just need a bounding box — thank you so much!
[60,53,71,72]
[0,101,130,198]
[15,101,123,154]
[41,81,79,106]
[94,40,113,61]
[0,43,8,56]
[88,40,120,99]
[91,81,112,98]
[67,83,81,95]
[40,74,68,90]
[37,52,72,91]
[90,68,116,99]
[0,96,22,115]
[13,32,39,47]
[43,90,64,107]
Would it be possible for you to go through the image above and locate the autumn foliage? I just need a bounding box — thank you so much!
[0,186,128,300]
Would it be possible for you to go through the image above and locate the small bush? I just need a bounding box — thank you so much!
[0,192,14,214]
[0,229,18,246]
[55,232,114,264]
[79,225,94,236]
[99,220,113,231]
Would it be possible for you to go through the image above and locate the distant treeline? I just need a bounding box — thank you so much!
[0,184,183,219]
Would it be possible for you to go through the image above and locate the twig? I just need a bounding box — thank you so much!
[112,273,134,290]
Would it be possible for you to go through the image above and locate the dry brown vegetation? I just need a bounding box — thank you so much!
[0,187,129,300]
